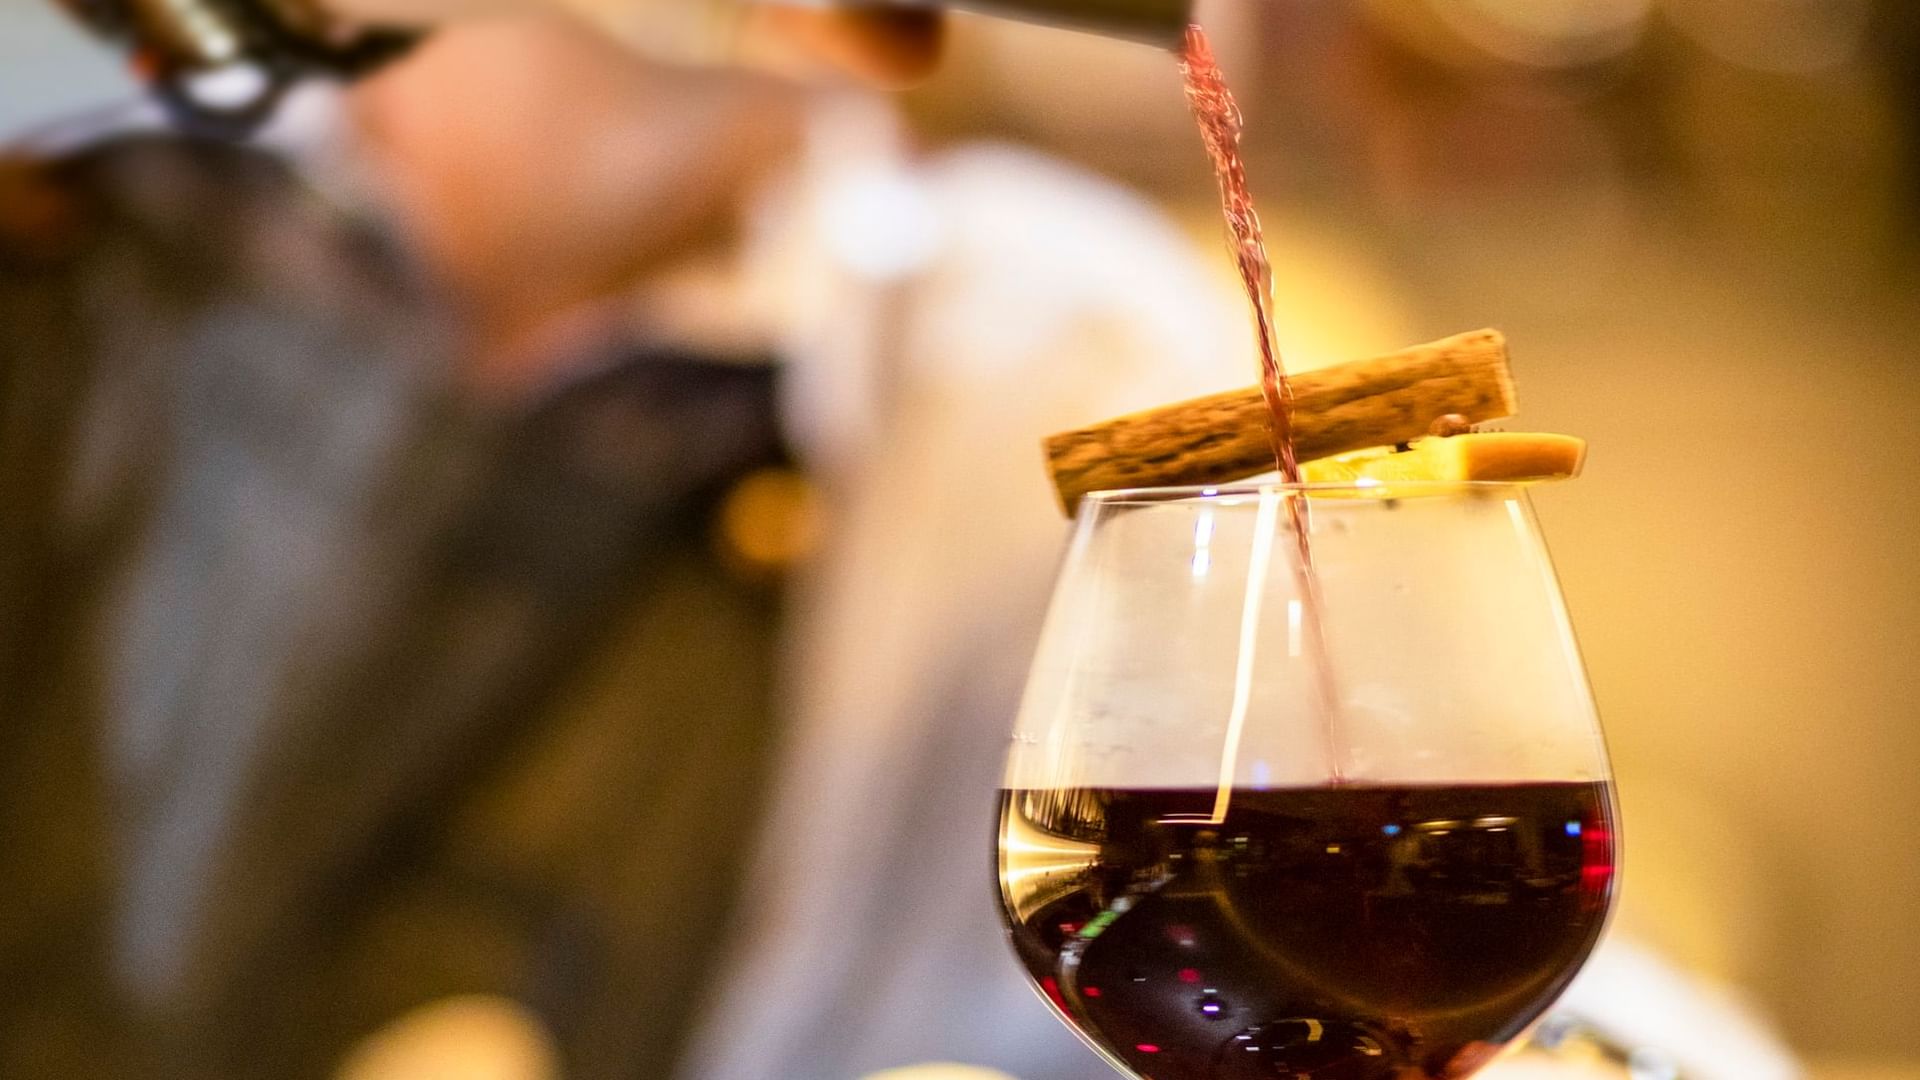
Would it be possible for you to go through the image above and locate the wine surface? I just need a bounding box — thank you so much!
[999,783,1615,1080]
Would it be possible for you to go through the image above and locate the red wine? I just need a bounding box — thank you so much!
[1181,25,1344,776]
[999,782,1615,1079]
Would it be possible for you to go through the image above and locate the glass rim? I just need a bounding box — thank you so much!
[1080,479,1537,508]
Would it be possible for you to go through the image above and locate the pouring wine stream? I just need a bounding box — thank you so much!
[1180,25,1347,798]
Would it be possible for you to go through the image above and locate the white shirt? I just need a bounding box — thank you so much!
[680,96,1255,1080]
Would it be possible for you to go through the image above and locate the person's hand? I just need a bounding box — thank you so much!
[743,6,946,88]
[327,0,948,87]
[1480,1055,1625,1079]
[858,1066,1018,1080]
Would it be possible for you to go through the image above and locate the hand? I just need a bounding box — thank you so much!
[1479,1055,1625,1079]
[745,6,947,88]
[858,1067,1019,1080]
[326,0,948,87]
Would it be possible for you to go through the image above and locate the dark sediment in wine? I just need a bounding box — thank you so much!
[1180,25,1342,775]
[999,782,1616,1079]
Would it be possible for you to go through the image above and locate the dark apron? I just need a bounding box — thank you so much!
[0,135,787,1080]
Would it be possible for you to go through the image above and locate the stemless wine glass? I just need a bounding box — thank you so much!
[997,481,1617,1080]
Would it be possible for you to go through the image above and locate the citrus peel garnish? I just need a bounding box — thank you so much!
[1302,432,1586,486]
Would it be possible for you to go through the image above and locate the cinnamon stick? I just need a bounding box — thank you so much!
[1045,329,1517,513]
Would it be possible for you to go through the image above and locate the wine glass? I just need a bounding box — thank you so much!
[997,481,1617,1080]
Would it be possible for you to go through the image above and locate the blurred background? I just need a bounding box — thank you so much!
[3,1,1916,1078]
